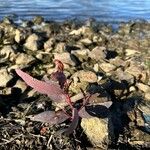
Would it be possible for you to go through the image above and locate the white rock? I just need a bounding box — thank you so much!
[0,69,13,87]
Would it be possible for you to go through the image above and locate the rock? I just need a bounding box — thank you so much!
[99,62,116,73]
[81,117,109,149]
[54,52,76,66]
[73,70,97,83]
[15,53,36,65]
[32,16,44,25]
[125,63,147,82]
[55,42,66,53]
[129,128,150,148]
[109,57,125,67]
[116,68,134,84]
[24,33,40,51]
[14,80,27,93]
[145,93,150,101]
[80,38,92,46]
[69,26,93,38]
[0,69,13,87]
[0,45,17,61]
[15,28,28,43]
[136,83,150,93]
[88,46,107,61]
[44,38,55,51]
[125,49,140,56]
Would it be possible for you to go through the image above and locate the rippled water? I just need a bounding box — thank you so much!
[0,0,150,22]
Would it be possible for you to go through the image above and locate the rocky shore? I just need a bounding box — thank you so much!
[0,16,150,149]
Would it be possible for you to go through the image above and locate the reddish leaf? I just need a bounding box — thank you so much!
[63,108,79,135]
[28,110,69,125]
[15,69,66,103]
[51,71,67,89]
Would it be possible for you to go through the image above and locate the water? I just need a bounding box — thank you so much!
[0,0,150,23]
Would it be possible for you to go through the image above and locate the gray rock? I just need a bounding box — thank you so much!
[99,62,116,73]
[73,70,97,83]
[88,46,107,61]
[54,52,76,66]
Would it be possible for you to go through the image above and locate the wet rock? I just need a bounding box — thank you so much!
[15,53,36,65]
[24,33,41,51]
[81,117,110,149]
[73,70,97,83]
[54,52,76,66]
[88,46,107,61]
[99,62,116,73]
[0,68,13,87]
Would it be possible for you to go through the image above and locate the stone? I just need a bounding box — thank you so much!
[73,70,97,83]
[81,117,109,149]
[125,49,140,56]
[15,53,36,65]
[99,62,116,73]
[54,52,76,66]
[116,68,134,84]
[44,38,55,51]
[88,46,107,61]
[15,28,28,43]
[14,80,27,93]
[0,69,13,87]
[145,93,150,101]
[24,33,40,51]
[0,45,16,60]
[125,64,147,82]
[136,83,150,93]
[80,38,92,46]
[32,16,44,25]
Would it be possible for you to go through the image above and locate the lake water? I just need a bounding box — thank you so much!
[0,0,150,23]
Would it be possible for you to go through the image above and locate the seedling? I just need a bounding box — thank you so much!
[16,60,112,135]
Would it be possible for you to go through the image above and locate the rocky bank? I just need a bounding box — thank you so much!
[0,16,150,149]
